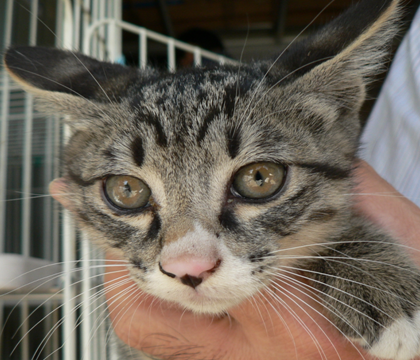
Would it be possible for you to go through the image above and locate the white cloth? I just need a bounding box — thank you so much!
[361,7,420,207]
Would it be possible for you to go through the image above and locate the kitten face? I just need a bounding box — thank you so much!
[4,0,400,314]
[59,66,355,313]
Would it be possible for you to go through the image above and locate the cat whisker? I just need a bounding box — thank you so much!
[124,291,157,351]
[274,254,420,276]
[268,262,417,307]
[109,288,147,339]
[0,261,130,328]
[0,259,109,296]
[12,272,132,356]
[12,267,129,337]
[263,285,329,360]
[1,264,121,341]
[32,277,134,360]
[177,306,191,327]
[268,277,367,360]
[247,292,270,335]
[345,192,420,200]
[84,283,142,359]
[253,286,299,358]
[270,270,373,340]
[1,192,101,202]
[266,266,391,326]
[267,240,420,255]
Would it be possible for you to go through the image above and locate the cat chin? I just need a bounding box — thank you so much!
[162,292,246,315]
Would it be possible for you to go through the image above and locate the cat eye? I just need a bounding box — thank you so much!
[231,162,286,200]
[104,175,151,210]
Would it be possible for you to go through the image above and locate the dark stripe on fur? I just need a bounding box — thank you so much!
[223,85,236,118]
[131,136,145,167]
[137,111,167,147]
[285,186,310,204]
[297,162,351,180]
[226,125,241,159]
[219,208,239,231]
[256,186,310,237]
[249,250,272,263]
[146,213,161,241]
[79,203,138,248]
[103,148,117,161]
[197,106,219,142]
[131,258,148,272]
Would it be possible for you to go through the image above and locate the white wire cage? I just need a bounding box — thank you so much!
[0,1,235,359]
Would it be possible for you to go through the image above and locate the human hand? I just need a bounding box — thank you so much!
[105,160,420,360]
[352,160,420,262]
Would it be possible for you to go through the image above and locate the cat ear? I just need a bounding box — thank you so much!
[49,178,73,210]
[278,0,400,114]
[3,46,140,130]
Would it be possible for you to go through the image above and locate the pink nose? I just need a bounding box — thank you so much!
[159,257,221,288]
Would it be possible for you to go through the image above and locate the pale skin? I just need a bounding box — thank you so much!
[52,160,420,360]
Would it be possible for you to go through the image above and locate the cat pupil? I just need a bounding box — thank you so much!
[255,171,264,186]
[122,181,132,197]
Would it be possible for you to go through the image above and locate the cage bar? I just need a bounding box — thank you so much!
[0,0,14,254]
[194,47,202,66]
[63,212,76,360]
[139,29,147,69]
[81,236,92,360]
[21,300,29,360]
[73,0,81,50]
[168,38,176,71]
[0,300,3,358]
[21,94,34,258]
[84,19,236,66]
[21,0,39,257]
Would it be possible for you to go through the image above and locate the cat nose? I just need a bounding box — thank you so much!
[159,258,221,289]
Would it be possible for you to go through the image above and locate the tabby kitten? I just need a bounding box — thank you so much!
[4,0,420,358]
